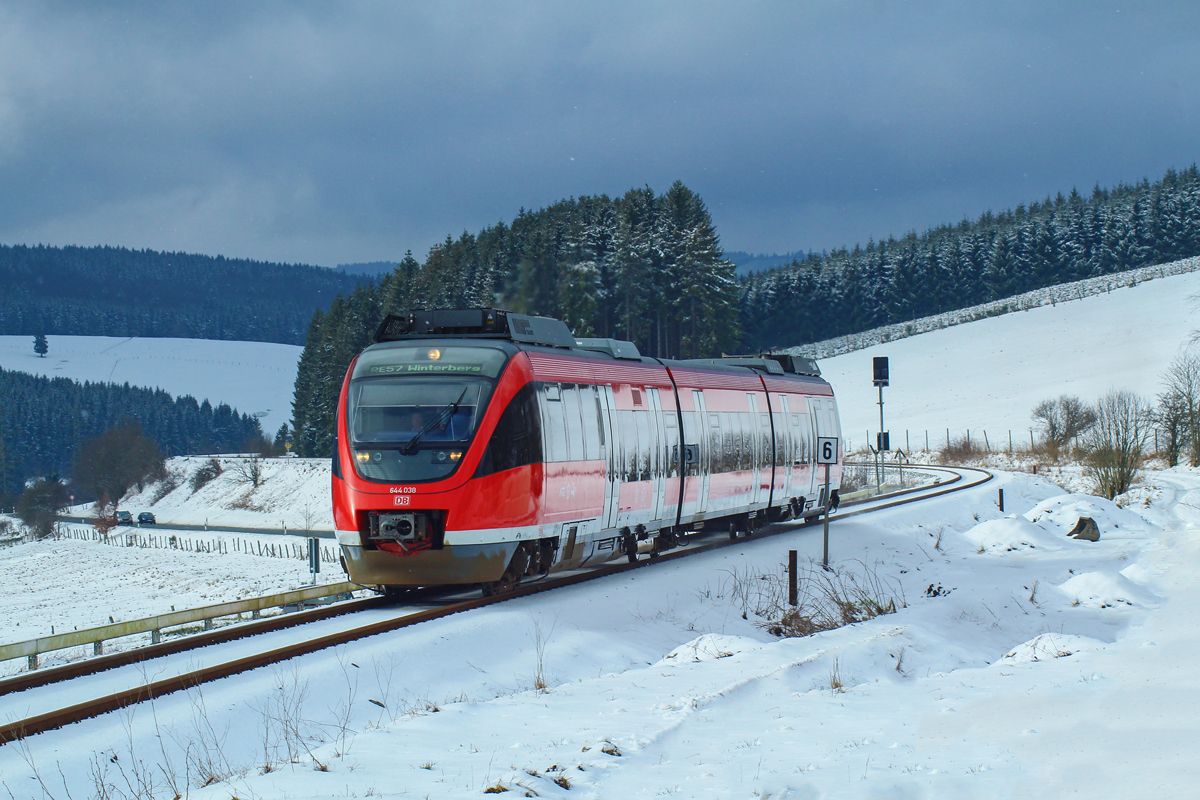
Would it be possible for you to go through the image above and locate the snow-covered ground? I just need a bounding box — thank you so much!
[823,265,1200,452]
[3,467,1197,798]
[0,335,302,435]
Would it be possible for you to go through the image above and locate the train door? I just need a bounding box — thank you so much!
[649,387,679,526]
[774,395,791,503]
[599,384,620,530]
[808,399,822,501]
[693,389,711,519]
[746,393,763,507]
[647,388,665,523]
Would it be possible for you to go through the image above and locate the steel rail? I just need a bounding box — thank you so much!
[0,465,989,745]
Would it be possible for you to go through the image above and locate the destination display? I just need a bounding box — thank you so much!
[367,363,484,375]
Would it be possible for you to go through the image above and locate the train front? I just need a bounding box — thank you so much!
[332,340,525,590]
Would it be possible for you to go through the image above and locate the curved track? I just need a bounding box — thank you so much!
[0,465,989,745]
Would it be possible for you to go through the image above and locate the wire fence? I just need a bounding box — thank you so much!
[44,523,340,564]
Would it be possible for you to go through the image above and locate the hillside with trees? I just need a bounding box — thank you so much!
[0,244,366,345]
[0,368,263,500]
[288,167,1200,458]
[290,181,739,457]
[740,165,1200,351]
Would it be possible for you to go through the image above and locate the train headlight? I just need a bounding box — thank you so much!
[449,450,462,461]
[435,451,447,462]
[355,451,370,464]
[427,348,441,360]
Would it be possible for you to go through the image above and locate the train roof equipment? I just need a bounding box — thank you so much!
[372,308,821,375]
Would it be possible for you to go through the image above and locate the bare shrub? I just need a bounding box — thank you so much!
[150,469,182,504]
[15,477,69,539]
[1032,395,1097,449]
[714,559,904,638]
[1085,389,1153,499]
[190,457,223,493]
[231,457,265,488]
[1159,350,1200,466]
[939,436,983,464]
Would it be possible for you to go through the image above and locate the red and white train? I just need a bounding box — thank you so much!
[332,308,842,595]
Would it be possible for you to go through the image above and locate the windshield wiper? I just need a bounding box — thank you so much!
[401,387,470,455]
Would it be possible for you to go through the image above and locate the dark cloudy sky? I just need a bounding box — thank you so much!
[1,2,1197,267]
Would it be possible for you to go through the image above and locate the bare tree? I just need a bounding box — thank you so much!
[1084,389,1153,499]
[231,457,265,487]
[1161,350,1200,466]
[1156,387,1190,466]
[15,476,69,539]
[72,420,166,505]
[1031,395,1097,450]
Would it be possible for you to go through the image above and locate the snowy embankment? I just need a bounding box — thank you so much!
[820,260,1200,450]
[4,468,1198,797]
[112,455,334,531]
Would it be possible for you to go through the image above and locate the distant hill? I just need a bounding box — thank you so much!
[0,244,369,345]
[336,261,399,277]
[726,250,815,277]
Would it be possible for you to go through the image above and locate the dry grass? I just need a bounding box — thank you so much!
[753,560,904,639]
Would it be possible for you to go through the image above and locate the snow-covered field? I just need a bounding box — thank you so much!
[0,335,302,435]
[823,265,1200,451]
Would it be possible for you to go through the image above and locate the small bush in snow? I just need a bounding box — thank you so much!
[190,457,223,493]
[939,436,985,464]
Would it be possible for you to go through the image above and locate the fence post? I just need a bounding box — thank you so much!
[983,431,990,451]
[788,550,798,606]
[998,488,1004,513]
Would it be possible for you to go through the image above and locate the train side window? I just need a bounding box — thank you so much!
[474,384,543,477]
[738,413,752,471]
[635,410,652,481]
[580,385,601,461]
[708,414,721,474]
[561,385,585,462]
[541,384,568,463]
[622,410,640,482]
[722,413,736,473]
[760,413,772,470]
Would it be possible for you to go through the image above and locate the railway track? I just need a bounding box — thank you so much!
[0,465,989,745]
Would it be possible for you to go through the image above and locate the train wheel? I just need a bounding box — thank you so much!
[624,531,638,564]
[481,570,520,597]
[728,520,739,540]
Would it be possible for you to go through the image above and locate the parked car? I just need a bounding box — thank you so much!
[115,510,133,525]
[138,512,156,525]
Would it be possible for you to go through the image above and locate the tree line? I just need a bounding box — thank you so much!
[0,367,264,500]
[740,165,1200,351]
[291,181,740,457]
[0,243,367,345]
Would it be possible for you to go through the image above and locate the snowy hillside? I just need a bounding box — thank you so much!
[0,335,302,435]
[822,261,1200,451]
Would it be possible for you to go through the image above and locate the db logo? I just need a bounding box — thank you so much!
[393,495,411,506]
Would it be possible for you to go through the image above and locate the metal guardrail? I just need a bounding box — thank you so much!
[1,581,359,670]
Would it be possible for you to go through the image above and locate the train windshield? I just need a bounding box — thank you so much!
[347,345,509,482]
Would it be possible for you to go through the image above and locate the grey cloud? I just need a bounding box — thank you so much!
[1,2,1198,265]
